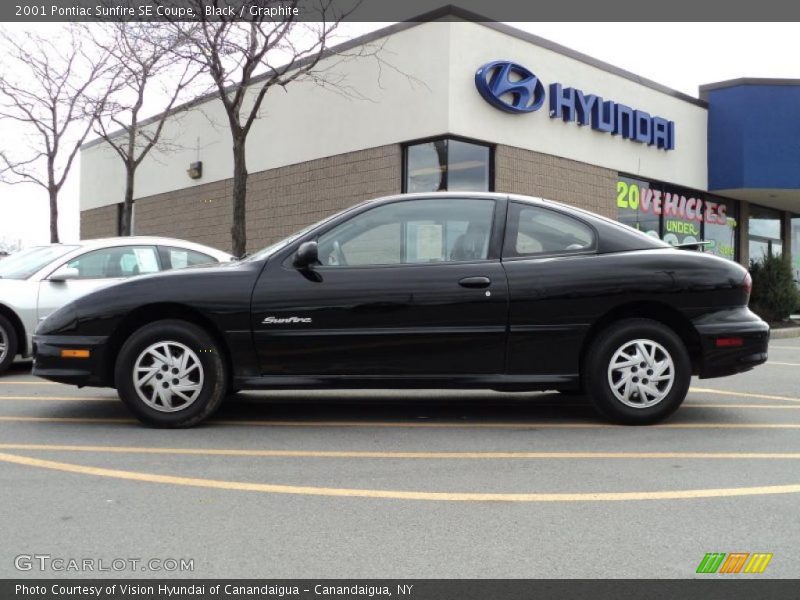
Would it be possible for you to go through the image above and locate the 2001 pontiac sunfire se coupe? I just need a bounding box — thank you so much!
[33,193,769,428]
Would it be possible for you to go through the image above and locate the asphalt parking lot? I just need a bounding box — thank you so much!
[0,338,799,579]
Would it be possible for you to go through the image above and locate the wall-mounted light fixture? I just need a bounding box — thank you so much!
[187,161,203,180]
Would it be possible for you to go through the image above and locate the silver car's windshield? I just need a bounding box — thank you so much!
[0,245,79,280]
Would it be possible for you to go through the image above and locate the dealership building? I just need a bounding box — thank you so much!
[80,13,800,275]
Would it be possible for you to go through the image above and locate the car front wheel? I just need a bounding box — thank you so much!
[585,318,691,424]
[0,314,18,375]
[115,319,227,428]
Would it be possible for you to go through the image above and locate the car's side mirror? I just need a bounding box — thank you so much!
[48,266,80,283]
[293,241,320,269]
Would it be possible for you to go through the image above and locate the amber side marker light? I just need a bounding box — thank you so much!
[715,337,744,348]
[60,349,90,359]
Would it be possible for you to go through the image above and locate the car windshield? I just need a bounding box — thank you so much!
[0,245,79,280]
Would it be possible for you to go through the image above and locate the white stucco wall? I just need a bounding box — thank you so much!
[446,24,708,190]
[80,19,708,211]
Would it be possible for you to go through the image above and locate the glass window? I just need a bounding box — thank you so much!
[748,205,783,262]
[749,205,782,240]
[616,177,661,240]
[317,199,495,267]
[703,197,738,261]
[616,176,740,261]
[505,204,595,258]
[0,245,78,280]
[447,140,490,191]
[161,247,217,270]
[404,138,492,193]
[64,246,159,279]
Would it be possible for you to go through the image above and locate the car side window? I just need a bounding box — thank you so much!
[64,246,160,279]
[316,199,495,267]
[504,203,595,258]
[160,247,217,270]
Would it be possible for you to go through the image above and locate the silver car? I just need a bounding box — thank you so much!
[0,237,234,374]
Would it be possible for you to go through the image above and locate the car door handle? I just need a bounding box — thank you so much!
[458,276,491,289]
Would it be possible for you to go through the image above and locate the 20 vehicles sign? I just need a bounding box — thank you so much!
[617,176,738,261]
[475,60,676,150]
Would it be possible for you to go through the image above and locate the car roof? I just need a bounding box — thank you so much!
[33,237,233,258]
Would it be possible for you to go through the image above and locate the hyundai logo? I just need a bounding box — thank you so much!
[474,61,546,114]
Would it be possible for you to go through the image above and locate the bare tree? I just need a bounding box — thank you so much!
[164,0,387,257]
[92,22,203,236]
[0,25,113,243]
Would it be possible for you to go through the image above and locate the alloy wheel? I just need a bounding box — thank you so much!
[0,326,7,364]
[607,338,675,408]
[132,341,204,413]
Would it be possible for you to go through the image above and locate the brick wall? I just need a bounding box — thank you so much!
[494,145,618,219]
[79,144,402,254]
[134,178,233,252]
[244,145,401,253]
[81,143,619,252]
[80,204,118,240]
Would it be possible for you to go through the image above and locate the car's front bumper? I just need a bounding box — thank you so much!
[32,335,111,387]
[693,307,769,379]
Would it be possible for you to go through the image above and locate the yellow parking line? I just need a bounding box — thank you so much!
[1,443,800,460]
[0,397,796,411]
[0,416,135,424]
[1,451,800,502]
[689,387,800,404]
[684,404,800,409]
[2,415,800,430]
[0,396,114,402]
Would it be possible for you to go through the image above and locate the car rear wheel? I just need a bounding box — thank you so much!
[115,320,227,428]
[584,318,690,424]
[0,314,18,375]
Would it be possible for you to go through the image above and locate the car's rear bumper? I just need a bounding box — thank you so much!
[32,335,110,387]
[693,307,769,379]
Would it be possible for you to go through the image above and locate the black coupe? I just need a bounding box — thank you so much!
[33,193,769,427]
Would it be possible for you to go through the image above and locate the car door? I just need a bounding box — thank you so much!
[251,197,509,377]
[36,245,161,324]
[502,202,601,379]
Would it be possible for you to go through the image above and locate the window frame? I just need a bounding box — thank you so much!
[48,244,162,280]
[158,246,218,270]
[502,202,599,261]
[402,135,495,194]
[284,196,506,271]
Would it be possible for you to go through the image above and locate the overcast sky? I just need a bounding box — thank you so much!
[1,21,799,249]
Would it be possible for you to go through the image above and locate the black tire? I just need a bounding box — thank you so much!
[584,318,690,425]
[0,314,19,376]
[115,319,227,428]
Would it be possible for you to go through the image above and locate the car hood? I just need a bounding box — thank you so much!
[0,277,36,305]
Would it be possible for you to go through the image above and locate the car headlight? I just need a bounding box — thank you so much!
[36,303,78,336]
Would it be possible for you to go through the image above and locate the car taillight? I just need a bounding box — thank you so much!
[742,271,752,296]
[716,337,744,348]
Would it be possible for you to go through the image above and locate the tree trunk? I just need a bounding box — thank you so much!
[48,186,59,243]
[230,138,248,257]
[120,166,135,236]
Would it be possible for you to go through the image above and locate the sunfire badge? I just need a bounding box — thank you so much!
[262,316,312,325]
